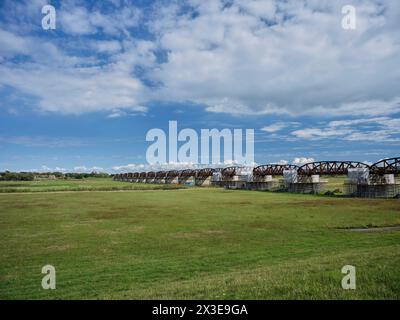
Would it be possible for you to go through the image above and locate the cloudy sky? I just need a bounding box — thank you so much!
[0,0,399,172]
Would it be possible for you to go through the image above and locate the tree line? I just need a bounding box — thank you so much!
[0,171,111,181]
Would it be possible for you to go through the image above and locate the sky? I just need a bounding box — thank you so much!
[0,0,399,173]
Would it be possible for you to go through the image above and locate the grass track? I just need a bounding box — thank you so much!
[0,186,399,299]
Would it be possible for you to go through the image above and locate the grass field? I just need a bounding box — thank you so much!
[0,179,399,299]
[0,178,186,193]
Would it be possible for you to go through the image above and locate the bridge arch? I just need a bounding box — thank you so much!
[369,157,400,174]
[196,168,216,178]
[166,170,179,178]
[145,171,155,178]
[221,166,242,178]
[253,164,298,177]
[297,161,369,176]
[179,169,197,177]
[155,171,167,179]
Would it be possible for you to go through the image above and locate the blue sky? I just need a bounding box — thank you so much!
[0,0,399,172]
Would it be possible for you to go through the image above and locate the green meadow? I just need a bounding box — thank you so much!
[0,180,399,299]
[0,178,186,193]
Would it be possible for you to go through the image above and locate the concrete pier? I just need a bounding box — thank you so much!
[246,180,280,191]
[285,182,327,194]
[178,176,196,186]
[165,177,179,184]
[196,176,212,186]
[345,172,399,198]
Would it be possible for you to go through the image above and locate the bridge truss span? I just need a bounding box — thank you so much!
[253,164,298,177]
[196,168,215,178]
[297,161,370,176]
[369,157,400,175]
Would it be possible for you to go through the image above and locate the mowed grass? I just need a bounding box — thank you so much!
[0,178,186,193]
[0,187,399,299]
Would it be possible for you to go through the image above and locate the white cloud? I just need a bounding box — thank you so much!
[73,166,105,173]
[107,110,127,118]
[59,3,141,35]
[92,40,122,54]
[111,160,259,173]
[291,128,352,140]
[150,0,400,116]
[261,122,288,133]
[293,157,315,165]
[0,30,155,114]
[28,165,107,173]
[261,121,300,133]
[40,165,52,172]
[59,6,95,35]
[0,29,30,57]
[1,0,400,117]
[291,116,400,142]
[0,136,87,147]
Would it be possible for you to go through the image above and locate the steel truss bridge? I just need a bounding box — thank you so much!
[297,161,369,176]
[369,157,400,175]
[113,157,399,181]
[253,164,298,177]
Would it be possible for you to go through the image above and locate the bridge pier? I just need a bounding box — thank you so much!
[165,177,179,184]
[218,167,253,189]
[246,175,280,191]
[178,176,196,185]
[222,179,247,189]
[283,170,327,194]
[345,169,399,198]
[196,176,213,186]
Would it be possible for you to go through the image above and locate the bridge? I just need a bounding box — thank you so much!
[297,161,369,176]
[196,168,216,178]
[221,167,241,178]
[253,164,298,177]
[113,157,399,197]
[369,157,400,175]
[115,158,399,180]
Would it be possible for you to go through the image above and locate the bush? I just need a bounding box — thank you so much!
[0,172,35,181]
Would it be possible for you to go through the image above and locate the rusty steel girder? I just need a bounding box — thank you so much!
[155,171,167,179]
[179,169,197,177]
[297,161,369,176]
[132,172,139,178]
[370,157,400,175]
[221,166,241,178]
[166,170,179,178]
[127,173,133,178]
[253,164,298,177]
[139,172,147,178]
[196,168,216,178]
[146,171,156,178]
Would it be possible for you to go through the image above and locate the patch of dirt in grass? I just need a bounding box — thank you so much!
[45,244,74,252]
[96,226,145,235]
[293,199,393,207]
[170,229,226,239]
[217,200,253,206]
[0,274,16,281]
[88,209,130,220]
[339,225,400,233]
[7,203,55,209]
